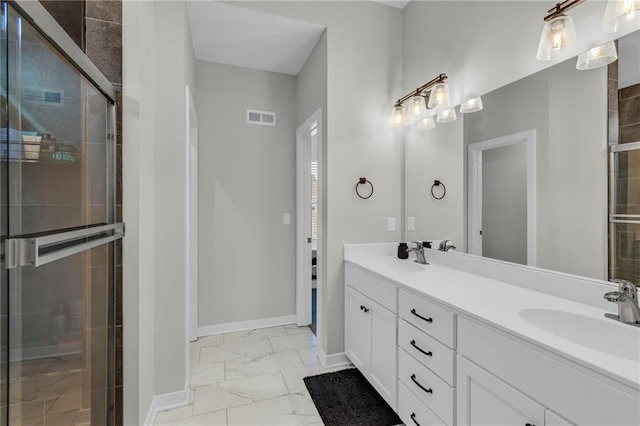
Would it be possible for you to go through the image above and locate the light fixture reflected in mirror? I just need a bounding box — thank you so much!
[419,115,436,129]
[576,41,618,70]
[407,96,427,122]
[537,14,578,61]
[437,108,457,124]
[603,0,640,33]
[427,83,451,109]
[460,96,484,113]
[389,105,407,127]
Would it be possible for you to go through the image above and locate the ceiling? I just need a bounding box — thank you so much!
[186,1,411,76]
[186,2,326,76]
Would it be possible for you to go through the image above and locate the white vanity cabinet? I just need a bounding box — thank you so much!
[457,317,640,426]
[344,265,398,409]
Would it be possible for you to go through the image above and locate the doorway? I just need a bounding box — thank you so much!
[468,129,536,266]
[296,109,322,336]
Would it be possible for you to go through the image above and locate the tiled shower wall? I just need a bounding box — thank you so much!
[40,0,123,423]
[610,55,640,284]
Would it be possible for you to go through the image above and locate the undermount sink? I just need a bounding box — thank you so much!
[374,257,426,273]
[518,308,640,361]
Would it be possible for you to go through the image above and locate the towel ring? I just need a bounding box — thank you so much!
[430,180,446,200]
[355,177,374,200]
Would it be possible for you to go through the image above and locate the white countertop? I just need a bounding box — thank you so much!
[344,252,640,393]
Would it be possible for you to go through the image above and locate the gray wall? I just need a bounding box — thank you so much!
[235,1,404,357]
[123,0,194,421]
[464,59,608,279]
[482,143,527,265]
[196,62,297,327]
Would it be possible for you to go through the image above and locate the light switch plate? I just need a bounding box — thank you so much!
[407,216,415,231]
[387,217,396,232]
[283,213,290,225]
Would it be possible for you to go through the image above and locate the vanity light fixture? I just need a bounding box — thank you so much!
[576,41,618,70]
[437,107,457,124]
[460,96,484,113]
[419,115,436,129]
[427,82,450,110]
[536,0,583,61]
[603,0,640,33]
[389,73,448,128]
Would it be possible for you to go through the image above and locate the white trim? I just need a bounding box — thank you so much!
[185,85,199,344]
[295,111,319,327]
[197,315,296,337]
[318,348,350,368]
[467,129,537,266]
[144,382,190,426]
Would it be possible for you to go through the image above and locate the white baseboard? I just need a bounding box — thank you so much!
[318,348,350,368]
[144,382,190,426]
[197,315,296,337]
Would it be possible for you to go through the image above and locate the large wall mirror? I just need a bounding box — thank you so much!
[404,29,640,283]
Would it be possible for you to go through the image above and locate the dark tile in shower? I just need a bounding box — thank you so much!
[39,0,84,49]
[86,0,121,24]
[621,123,640,144]
[620,84,640,101]
[609,79,619,112]
[85,19,122,85]
[115,385,123,426]
[117,144,122,205]
[116,204,122,222]
[116,265,122,327]
[91,266,109,329]
[115,325,122,387]
[619,95,640,127]
[115,86,122,146]
[608,59,618,80]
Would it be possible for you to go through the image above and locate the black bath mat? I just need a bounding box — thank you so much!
[303,368,402,426]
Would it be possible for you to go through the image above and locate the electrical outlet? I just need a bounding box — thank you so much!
[283,213,290,225]
[407,216,415,231]
[387,217,396,232]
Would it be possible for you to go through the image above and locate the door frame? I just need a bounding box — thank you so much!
[185,85,199,347]
[295,109,322,331]
[467,129,537,266]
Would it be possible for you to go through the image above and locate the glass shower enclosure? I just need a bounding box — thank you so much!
[0,2,122,424]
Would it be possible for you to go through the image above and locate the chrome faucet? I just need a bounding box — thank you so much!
[604,279,640,327]
[406,241,429,265]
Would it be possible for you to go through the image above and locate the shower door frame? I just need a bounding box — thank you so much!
[1,1,121,424]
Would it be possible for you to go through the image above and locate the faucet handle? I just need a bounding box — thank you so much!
[411,241,423,249]
[611,279,638,300]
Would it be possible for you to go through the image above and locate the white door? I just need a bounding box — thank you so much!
[345,287,371,372]
[370,302,397,409]
[186,86,199,342]
[457,356,544,426]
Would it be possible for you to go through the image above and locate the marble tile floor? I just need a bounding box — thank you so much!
[154,325,353,425]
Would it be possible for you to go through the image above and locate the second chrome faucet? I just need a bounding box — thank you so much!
[604,279,640,327]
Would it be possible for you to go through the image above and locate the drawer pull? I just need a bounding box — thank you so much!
[525,424,535,426]
[410,374,433,394]
[410,412,421,426]
[411,308,433,323]
[410,340,432,357]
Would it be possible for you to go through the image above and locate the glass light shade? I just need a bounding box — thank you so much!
[406,96,426,122]
[460,96,484,113]
[427,83,450,109]
[603,0,640,33]
[576,41,618,70]
[419,115,436,129]
[436,108,457,124]
[389,105,407,127]
[536,15,578,61]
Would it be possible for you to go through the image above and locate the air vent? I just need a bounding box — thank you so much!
[247,109,276,126]
[23,87,64,106]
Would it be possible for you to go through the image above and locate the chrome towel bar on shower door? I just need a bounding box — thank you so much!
[4,223,125,269]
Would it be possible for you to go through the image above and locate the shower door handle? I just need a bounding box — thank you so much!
[5,223,125,269]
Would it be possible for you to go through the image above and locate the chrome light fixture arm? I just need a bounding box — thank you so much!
[393,73,448,108]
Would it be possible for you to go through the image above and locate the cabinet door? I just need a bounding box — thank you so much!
[457,356,544,426]
[345,287,371,372]
[370,301,397,409]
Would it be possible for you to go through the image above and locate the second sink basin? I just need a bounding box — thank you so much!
[518,308,640,361]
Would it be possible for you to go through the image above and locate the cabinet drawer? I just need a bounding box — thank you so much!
[399,319,455,386]
[399,289,456,348]
[398,381,447,426]
[399,348,455,425]
[345,264,397,312]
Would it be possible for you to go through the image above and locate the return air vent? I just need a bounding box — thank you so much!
[246,109,276,126]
